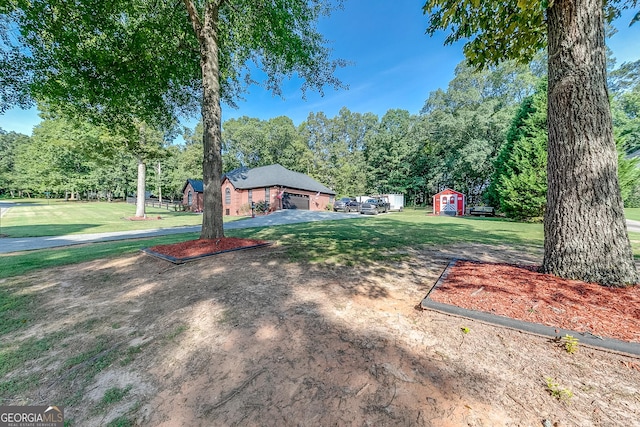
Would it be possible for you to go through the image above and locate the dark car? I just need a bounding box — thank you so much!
[359,197,390,215]
[333,197,360,213]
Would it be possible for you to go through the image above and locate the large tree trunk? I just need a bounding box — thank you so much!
[544,0,638,286]
[185,0,225,239]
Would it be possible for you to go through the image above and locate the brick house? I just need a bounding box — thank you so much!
[183,164,336,216]
[181,179,204,212]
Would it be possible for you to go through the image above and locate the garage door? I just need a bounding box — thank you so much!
[282,192,309,210]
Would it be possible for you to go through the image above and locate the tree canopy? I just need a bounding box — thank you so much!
[423,0,638,68]
[3,0,346,238]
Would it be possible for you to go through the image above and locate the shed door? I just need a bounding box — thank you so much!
[283,193,309,210]
[441,194,457,215]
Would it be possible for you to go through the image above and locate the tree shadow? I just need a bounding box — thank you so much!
[0,224,102,238]
[0,248,513,425]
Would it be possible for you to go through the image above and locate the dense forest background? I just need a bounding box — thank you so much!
[2,56,639,220]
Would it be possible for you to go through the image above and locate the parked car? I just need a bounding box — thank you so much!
[333,197,360,213]
[359,197,390,215]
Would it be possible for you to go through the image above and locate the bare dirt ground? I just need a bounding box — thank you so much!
[4,243,640,426]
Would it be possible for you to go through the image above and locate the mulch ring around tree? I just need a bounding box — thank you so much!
[422,259,640,356]
[142,237,272,264]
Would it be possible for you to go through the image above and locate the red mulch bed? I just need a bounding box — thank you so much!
[149,237,268,259]
[430,260,640,343]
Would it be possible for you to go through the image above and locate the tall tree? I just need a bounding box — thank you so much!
[364,109,418,195]
[6,0,345,239]
[423,0,639,285]
[489,84,548,220]
[299,111,337,189]
[418,60,537,204]
[0,129,30,196]
[330,107,374,197]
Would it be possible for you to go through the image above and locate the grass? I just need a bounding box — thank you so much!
[0,232,200,279]
[0,198,239,238]
[2,207,639,279]
[0,332,67,403]
[0,287,36,335]
[625,208,640,222]
[96,385,133,413]
[231,211,545,266]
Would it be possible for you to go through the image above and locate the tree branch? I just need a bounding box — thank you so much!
[182,0,203,41]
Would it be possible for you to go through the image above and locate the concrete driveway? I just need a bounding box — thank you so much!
[0,209,367,254]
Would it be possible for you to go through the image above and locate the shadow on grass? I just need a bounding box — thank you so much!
[0,224,101,238]
[0,233,200,279]
[0,240,514,425]
[228,215,543,266]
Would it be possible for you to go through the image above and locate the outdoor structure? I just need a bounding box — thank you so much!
[183,164,336,215]
[181,179,204,212]
[433,188,465,216]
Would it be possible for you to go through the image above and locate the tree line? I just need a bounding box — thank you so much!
[2,58,639,220]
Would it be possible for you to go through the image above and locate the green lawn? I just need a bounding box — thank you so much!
[2,206,640,280]
[0,209,547,278]
[0,199,230,237]
[625,208,640,222]
[0,232,200,279]
[231,210,545,264]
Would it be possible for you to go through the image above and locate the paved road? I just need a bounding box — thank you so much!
[0,209,366,254]
[627,219,640,234]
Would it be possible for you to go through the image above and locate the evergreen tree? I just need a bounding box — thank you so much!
[489,84,548,220]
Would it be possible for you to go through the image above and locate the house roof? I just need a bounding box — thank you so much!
[224,164,335,195]
[182,178,204,193]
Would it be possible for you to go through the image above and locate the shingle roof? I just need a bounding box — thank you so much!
[224,164,335,195]
[182,178,204,193]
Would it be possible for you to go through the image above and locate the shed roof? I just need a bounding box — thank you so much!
[434,188,465,196]
[224,164,335,195]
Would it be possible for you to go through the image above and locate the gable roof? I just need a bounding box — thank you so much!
[182,178,204,193]
[224,164,335,195]
[434,188,465,196]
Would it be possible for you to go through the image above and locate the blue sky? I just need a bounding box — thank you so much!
[1,1,639,137]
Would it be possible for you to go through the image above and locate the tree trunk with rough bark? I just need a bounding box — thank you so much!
[184,0,225,239]
[544,0,638,286]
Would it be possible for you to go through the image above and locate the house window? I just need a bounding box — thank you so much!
[225,188,231,205]
[187,191,193,206]
[265,187,270,201]
[248,189,253,204]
